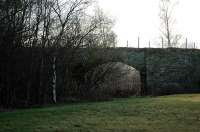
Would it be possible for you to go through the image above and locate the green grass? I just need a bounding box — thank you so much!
[1,94,200,132]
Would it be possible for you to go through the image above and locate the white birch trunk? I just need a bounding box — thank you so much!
[52,56,57,103]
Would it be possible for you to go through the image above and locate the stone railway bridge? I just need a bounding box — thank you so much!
[2,47,200,96]
[75,48,200,95]
[1,47,200,108]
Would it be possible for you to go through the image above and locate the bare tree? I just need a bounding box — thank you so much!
[84,8,117,48]
[159,0,181,47]
[0,0,118,107]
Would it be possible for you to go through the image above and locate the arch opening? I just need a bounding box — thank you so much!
[85,62,142,98]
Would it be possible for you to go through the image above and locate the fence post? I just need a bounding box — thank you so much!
[127,40,129,47]
[186,38,188,49]
[194,42,196,49]
[138,37,140,48]
[149,41,151,48]
[162,37,164,48]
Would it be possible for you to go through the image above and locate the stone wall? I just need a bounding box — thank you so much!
[146,48,200,95]
[100,48,200,95]
[85,48,200,95]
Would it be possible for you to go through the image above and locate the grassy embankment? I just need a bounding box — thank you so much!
[0,94,200,132]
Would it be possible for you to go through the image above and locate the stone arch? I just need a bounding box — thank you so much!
[85,62,142,98]
[102,62,142,97]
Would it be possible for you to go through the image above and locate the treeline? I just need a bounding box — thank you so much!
[0,0,118,108]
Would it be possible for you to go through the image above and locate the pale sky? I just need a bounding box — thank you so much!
[97,0,200,48]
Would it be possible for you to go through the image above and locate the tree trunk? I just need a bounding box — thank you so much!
[52,56,57,103]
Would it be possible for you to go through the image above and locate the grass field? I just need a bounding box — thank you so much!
[0,94,200,132]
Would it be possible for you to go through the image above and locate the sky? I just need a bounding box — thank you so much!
[97,0,200,48]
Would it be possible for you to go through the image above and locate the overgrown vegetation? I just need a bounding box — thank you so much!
[0,94,200,132]
[0,0,118,108]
